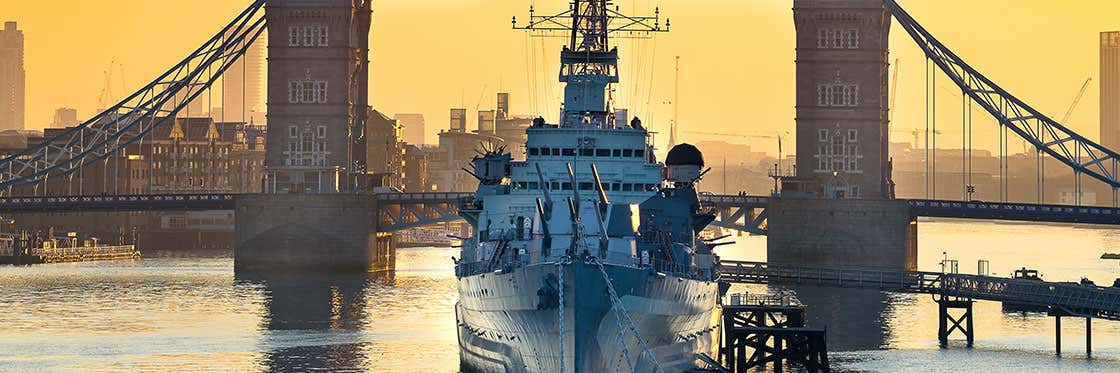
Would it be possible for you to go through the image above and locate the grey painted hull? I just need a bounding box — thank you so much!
[456,261,719,372]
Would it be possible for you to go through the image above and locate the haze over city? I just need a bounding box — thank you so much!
[5,1,1120,372]
[6,0,1120,154]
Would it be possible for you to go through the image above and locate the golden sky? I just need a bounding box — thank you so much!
[6,0,1120,155]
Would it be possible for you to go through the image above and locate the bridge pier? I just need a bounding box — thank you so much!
[1087,317,1092,358]
[719,295,829,372]
[937,296,974,347]
[767,198,917,270]
[1055,313,1062,356]
[1048,309,1093,358]
[234,194,393,272]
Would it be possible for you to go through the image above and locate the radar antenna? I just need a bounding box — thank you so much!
[513,1,669,128]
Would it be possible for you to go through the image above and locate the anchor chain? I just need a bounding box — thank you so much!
[592,257,665,373]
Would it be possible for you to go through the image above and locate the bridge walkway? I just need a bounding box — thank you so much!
[719,260,1120,321]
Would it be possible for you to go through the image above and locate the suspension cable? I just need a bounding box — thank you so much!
[932,59,937,199]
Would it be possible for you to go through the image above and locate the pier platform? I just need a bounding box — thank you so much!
[0,240,140,265]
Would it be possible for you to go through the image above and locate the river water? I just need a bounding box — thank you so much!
[1,220,1119,372]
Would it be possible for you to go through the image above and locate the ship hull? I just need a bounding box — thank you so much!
[456,261,718,373]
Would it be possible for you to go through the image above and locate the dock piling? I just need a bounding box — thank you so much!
[937,296,974,347]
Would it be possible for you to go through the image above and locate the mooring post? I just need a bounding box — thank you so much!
[773,336,784,373]
[1086,317,1092,358]
[938,300,949,346]
[965,301,974,347]
[1055,315,1062,356]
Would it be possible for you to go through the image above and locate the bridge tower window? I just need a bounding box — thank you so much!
[288,26,330,47]
[816,83,860,107]
[287,80,329,104]
[814,128,863,173]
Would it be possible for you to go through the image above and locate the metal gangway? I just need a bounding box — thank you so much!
[720,260,1120,321]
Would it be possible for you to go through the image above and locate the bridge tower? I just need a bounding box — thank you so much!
[263,0,371,193]
[767,0,915,271]
[236,1,389,273]
[792,0,894,199]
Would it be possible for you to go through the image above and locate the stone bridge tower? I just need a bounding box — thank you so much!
[768,1,915,271]
[236,1,386,273]
[264,0,371,193]
[792,0,894,199]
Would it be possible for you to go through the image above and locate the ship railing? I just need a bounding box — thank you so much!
[725,291,802,307]
[639,258,715,280]
[456,255,531,277]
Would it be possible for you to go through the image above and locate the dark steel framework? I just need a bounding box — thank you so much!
[0,1,267,192]
[887,0,1120,206]
[720,260,1120,321]
[719,302,830,373]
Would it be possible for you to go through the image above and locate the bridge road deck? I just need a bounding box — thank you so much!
[720,260,1120,321]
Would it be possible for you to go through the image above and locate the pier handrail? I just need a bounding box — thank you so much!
[720,260,1120,321]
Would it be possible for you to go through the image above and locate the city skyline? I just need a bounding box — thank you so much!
[4,1,1120,157]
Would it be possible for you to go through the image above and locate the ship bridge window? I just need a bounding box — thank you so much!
[622,183,633,191]
[561,182,572,190]
[611,183,620,191]
[528,182,539,189]
[551,181,560,190]
[596,149,610,157]
[529,148,539,156]
[623,149,633,157]
[562,148,576,156]
[514,182,526,189]
[612,149,621,157]
[552,148,561,156]
[580,148,593,156]
[635,149,646,158]
[578,182,593,190]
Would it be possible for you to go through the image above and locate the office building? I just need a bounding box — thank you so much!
[52,107,79,128]
[223,32,265,123]
[0,22,25,131]
[1102,31,1120,151]
[395,113,426,145]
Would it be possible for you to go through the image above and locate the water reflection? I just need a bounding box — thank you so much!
[236,270,395,371]
[791,286,891,351]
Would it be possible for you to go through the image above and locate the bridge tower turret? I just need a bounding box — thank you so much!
[792,0,894,199]
[263,0,371,193]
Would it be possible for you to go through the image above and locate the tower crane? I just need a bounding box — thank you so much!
[1062,77,1092,123]
[96,60,117,113]
[891,127,942,149]
[1017,77,1091,154]
[890,58,900,125]
[683,130,776,139]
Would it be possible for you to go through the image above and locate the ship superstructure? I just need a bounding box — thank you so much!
[455,2,723,372]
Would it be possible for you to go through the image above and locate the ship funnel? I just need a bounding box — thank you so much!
[665,143,704,183]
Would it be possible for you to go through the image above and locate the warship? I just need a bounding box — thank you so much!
[454,1,725,372]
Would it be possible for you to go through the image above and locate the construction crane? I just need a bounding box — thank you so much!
[683,130,777,139]
[1062,77,1092,123]
[96,60,118,113]
[892,127,942,149]
[890,58,900,125]
[1016,77,1092,154]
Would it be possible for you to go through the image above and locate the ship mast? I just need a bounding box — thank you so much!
[514,1,669,128]
[669,55,679,149]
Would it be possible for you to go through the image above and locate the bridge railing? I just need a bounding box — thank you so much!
[700,195,770,208]
[941,274,1120,319]
[721,260,1120,321]
[720,260,939,293]
[373,192,474,203]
